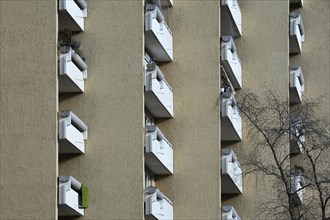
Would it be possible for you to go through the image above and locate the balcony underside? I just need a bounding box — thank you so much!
[290,35,302,54]
[145,31,173,62]
[59,138,84,154]
[59,74,84,93]
[59,10,84,32]
[221,117,241,141]
[145,152,172,175]
[58,203,84,216]
[290,139,302,154]
[221,5,241,38]
[145,91,173,118]
[289,87,301,104]
[222,173,242,194]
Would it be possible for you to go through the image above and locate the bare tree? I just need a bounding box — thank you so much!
[235,89,330,220]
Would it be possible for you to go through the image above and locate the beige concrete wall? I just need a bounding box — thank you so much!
[156,1,221,219]
[0,1,58,219]
[223,0,290,219]
[58,1,145,219]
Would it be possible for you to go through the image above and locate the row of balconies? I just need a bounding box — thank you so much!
[221,1,243,218]
[58,0,89,217]
[144,2,174,220]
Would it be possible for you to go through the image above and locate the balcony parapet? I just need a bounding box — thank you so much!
[290,116,305,154]
[221,0,242,37]
[222,206,241,220]
[59,46,87,93]
[145,4,173,62]
[290,64,304,104]
[221,36,242,89]
[58,176,88,216]
[221,148,243,194]
[59,0,88,32]
[145,62,173,118]
[291,169,305,206]
[145,187,173,220]
[59,110,88,154]
[221,86,242,141]
[290,11,305,54]
[145,125,173,175]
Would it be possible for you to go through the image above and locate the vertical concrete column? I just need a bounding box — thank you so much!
[0,0,58,219]
[157,1,221,219]
[58,1,145,219]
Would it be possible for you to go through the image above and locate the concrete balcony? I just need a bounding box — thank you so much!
[221,0,242,37]
[58,176,88,216]
[59,46,87,93]
[222,206,241,220]
[145,4,173,62]
[145,125,173,175]
[221,88,242,141]
[221,36,242,89]
[290,116,305,154]
[291,169,305,206]
[290,12,305,54]
[290,64,304,104]
[145,187,173,220]
[221,149,242,194]
[59,111,88,154]
[58,0,87,32]
[290,0,303,8]
[145,63,173,118]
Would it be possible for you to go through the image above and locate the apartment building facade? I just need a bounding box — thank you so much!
[0,0,329,219]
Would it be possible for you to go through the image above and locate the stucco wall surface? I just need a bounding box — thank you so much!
[0,1,58,219]
[58,1,145,219]
[156,1,221,219]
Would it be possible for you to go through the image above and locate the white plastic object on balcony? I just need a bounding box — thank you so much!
[290,0,303,8]
[221,0,242,38]
[59,46,88,93]
[222,206,241,220]
[145,62,173,118]
[290,116,305,154]
[58,0,87,32]
[58,176,84,216]
[221,87,242,141]
[221,36,242,89]
[291,169,305,206]
[145,125,173,175]
[150,0,173,7]
[59,111,88,154]
[290,64,304,104]
[221,148,243,194]
[290,12,305,54]
[145,187,173,220]
[145,4,173,62]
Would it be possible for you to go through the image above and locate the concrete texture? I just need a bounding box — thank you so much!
[0,0,58,219]
[222,0,290,219]
[58,1,145,219]
[156,1,221,219]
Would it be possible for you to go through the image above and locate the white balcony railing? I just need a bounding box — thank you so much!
[290,0,303,8]
[221,148,243,194]
[145,125,173,175]
[59,46,88,93]
[221,87,242,141]
[291,169,305,206]
[290,116,305,154]
[145,62,173,118]
[145,187,173,220]
[221,36,242,89]
[290,12,305,54]
[222,206,241,220]
[290,64,304,104]
[58,176,88,216]
[58,0,88,32]
[221,0,242,37]
[145,4,173,62]
[59,111,88,154]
